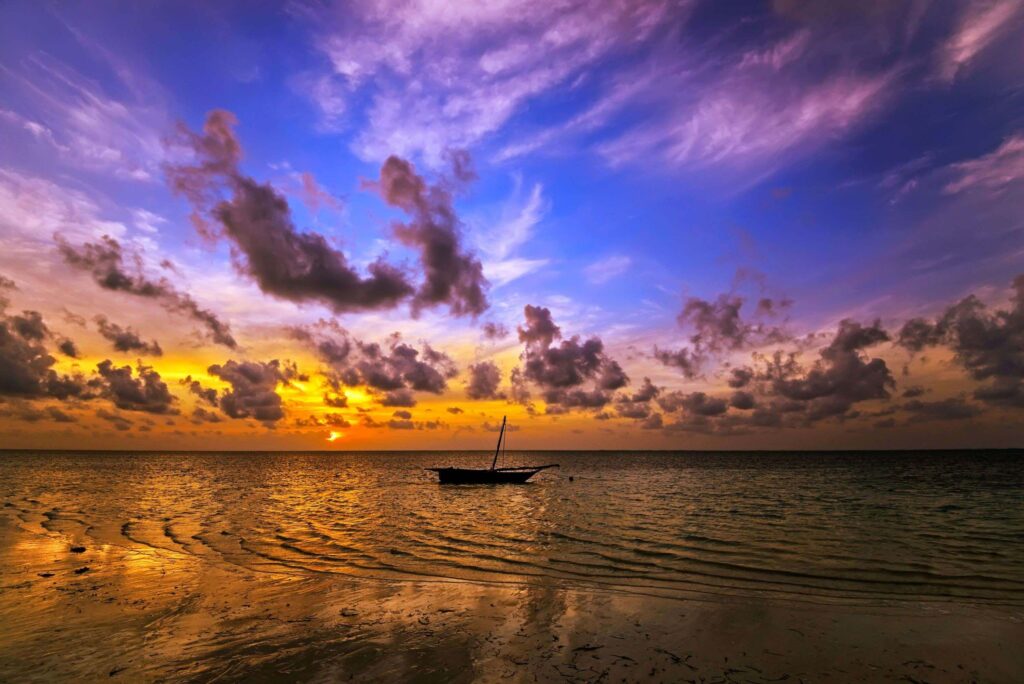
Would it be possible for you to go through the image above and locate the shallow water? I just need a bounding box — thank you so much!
[3,450,1022,606]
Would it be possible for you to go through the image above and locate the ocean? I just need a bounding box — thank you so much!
[1,450,1022,681]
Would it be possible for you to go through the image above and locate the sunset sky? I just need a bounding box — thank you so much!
[1,0,1023,450]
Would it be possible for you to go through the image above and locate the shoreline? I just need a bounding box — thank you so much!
[2,520,1021,682]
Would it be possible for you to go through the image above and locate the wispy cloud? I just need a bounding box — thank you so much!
[474,176,550,287]
[302,0,680,164]
[1,52,166,181]
[585,255,633,284]
[944,134,1024,195]
[938,0,1022,81]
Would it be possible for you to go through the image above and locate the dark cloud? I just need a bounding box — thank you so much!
[180,375,218,406]
[0,403,77,423]
[482,322,509,340]
[644,319,895,435]
[730,390,756,410]
[897,275,1024,408]
[543,388,613,410]
[641,413,663,429]
[727,367,754,388]
[658,391,729,416]
[655,293,790,377]
[514,305,629,412]
[367,155,488,317]
[0,302,90,401]
[96,408,132,431]
[614,377,659,419]
[446,406,464,414]
[11,310,48,341]
[191,407,222,424]
[170,110,487,318]
[392,409,413,419]
[292,322,458,406]
[901,385,926,398]
[768,320,893,421]
[168,111,412,313]
[57,338,79,358]
[61,308,88,327]
[615,401,650,419]
[903,398,981,423]
[96,360,178,414]
[466,361,503,400]
[295,412,352,428]
[58,235,237,348]
[518,305,561,347]
[653,346,701,378]
[361,413,444,430]
[207,359,298,425]
[381,389,417,407]
[94,316,163,356]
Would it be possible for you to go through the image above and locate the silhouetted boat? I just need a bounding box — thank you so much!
[426,416,558,484]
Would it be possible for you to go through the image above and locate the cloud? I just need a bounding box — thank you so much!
[0,402,77,424]
[207,359,299,425]
[0,51,166,181]
[366,155,489,316]
[943,134,1024,195]
[474,178,550,287]
[304,1,675,163]
[180,375,218,406]
[514,304,629,411]
[0,286,90,401]
[58,235,237,348]
[939,0,1023,81]
[96,408,133,431]
[292,321,458,406]
[96,360,178,414]
[596,60,892,186]
[584,255,632,284]
[904,397,982,422]
[655,292,790,377]
[481,322,509,340]
[896,273,1024,408]
[297,171,343,213]
[648,318,895,435]
[466,361,503,400]
[768,320,893,421]
[170,110,489,318]
[658,391,728,416]
[94,315,162,356]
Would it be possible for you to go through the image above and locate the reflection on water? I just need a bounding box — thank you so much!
[1,450,1022,681]
[2,450,1023,603]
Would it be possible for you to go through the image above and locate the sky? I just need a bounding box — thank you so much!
[1,0,1023,451]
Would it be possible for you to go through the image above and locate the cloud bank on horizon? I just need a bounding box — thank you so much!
[1,0,1023,449]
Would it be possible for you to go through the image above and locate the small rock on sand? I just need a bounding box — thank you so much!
[340,608,358,617]
[38,572,55,578]
[73,566,90,574]
[70,546,86,553]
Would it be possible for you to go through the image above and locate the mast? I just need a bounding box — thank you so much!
[490,415,507,470]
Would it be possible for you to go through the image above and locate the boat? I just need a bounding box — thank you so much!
[426,416,558,484]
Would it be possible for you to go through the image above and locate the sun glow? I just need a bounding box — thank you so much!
[327,431,344,442]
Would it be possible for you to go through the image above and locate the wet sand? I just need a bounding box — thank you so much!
[2,517,1021,682]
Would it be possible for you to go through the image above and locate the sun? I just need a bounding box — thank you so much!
[327,431,344,442]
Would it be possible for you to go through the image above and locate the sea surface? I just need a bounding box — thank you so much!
[3,449,1023,607]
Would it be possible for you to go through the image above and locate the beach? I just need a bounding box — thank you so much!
[1,451,1022,682]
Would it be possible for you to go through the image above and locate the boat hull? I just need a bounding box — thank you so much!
[427,466,554,484]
